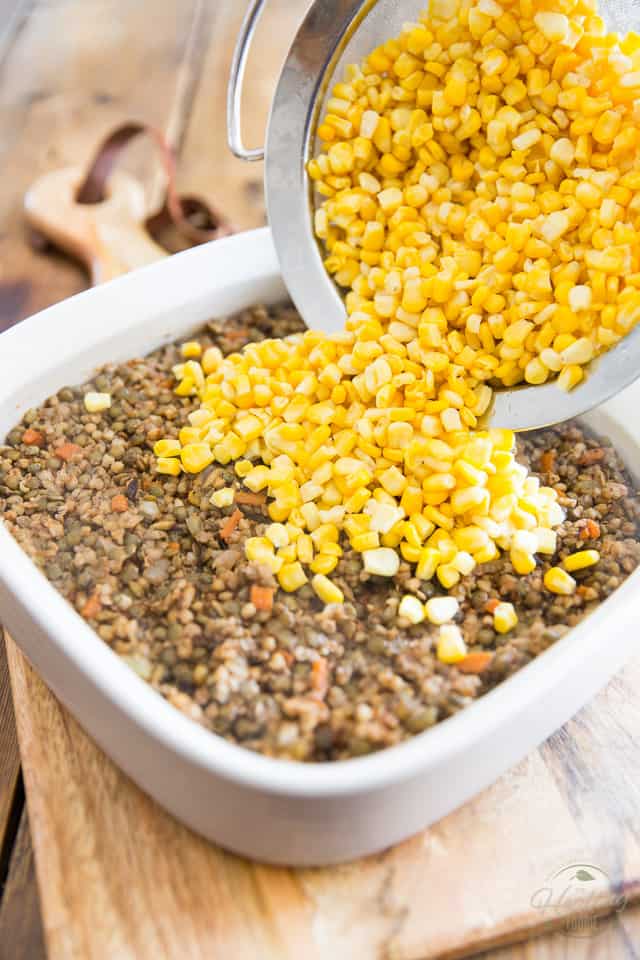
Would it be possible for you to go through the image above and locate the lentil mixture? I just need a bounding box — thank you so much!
[1,303,639,761]
[155,0,640,621]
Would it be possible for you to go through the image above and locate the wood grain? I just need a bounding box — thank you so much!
[0,633,20,886]
[479,901,640,959]
[7,631,640,960]
[0,809,46,960]
[0,0,297,333]
[0,0,223,329]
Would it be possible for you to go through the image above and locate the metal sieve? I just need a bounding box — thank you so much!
[227,0,640,430]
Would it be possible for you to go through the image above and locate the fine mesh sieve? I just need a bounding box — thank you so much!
[227,0,640,429]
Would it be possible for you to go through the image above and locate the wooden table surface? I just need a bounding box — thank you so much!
[1,2,640,958]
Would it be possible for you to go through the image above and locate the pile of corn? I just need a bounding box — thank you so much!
[312,0,640,396]
[154,0,633,634]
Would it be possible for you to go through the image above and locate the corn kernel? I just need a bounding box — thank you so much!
[210,487,235,508]
[265,523,290,549]
[398,595,426,624]
[544,566,577,595]
[154,438,181,458]
[84,392,111,413]
[362,547,400,576]
[568,286,592,312]
[157,457,181,476]
[310,553,339,574]
[181,341,202,359]
[437,563,460,589]
[351,531,381,551]
[181,443,214,474]
[312,574,344,604]
[278,562,308,592]
[494,601,518,634]
[244,465,271,492]
[557,364,584,391]
[563,549,599,571]
[436,624,467,664]
[534,12,568,43]
[425,595,459,625]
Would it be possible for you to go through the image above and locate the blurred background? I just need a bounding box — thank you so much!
[0,0,301,328]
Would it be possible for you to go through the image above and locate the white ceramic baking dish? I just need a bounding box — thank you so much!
[1,227,639,866]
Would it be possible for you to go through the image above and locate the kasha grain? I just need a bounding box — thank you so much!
[1,303,640,761]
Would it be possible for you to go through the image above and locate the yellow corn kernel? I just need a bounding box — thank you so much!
[351,531,381,551]
[425,595,459,625]
[244,465,271,492]
[84,391,111,413]
[310,554,339,575]
[202,346,223,373]
[563,549,600,572]
[398,594,426,624]
[154,438,181,458]
[557,364,584,391]
[400,485,423,515]
[544,566,577,595]
[415,547,439,580]
[296,534,314,564]
[213,434,246,465]
[181,341,202,359]
[379,465,407,495]
[534,12,569,43]
[494,601,518,634]
[157,457,181,476]
[436,624,467,664]
[437,562,460,589]
[362,547,400,576]
[179,427,201,447]
[235,415,264,442]
[210,487,235,508]
[475,543,500,564]
[265,523,289,549]
[278,562,308,592]
[245,537,273,561]
[312,574,344,604]
[180,443,214,474]
[510,548,536,575]
[535,528,557,555]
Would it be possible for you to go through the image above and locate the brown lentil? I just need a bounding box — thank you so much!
[1,304,640,761]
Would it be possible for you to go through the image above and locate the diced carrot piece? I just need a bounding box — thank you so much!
[484,598,500,614]
[580,519,601,540]
[81,593,101,619]
[311,657,329,700]
[457,651,493,674]
[220,508,242,541]
[235,491,266,506]
[54,442,81,461]
[579,448,605,465]
[540,450,556,473]
[111,494,129,513]
[22,428,44,446]
[250,585,274,611]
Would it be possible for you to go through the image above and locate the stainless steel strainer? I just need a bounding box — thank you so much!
[227,0,640,430]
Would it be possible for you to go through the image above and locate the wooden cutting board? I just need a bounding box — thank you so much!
[6,629,640,960]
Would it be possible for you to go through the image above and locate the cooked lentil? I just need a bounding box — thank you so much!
[1,303,639,761]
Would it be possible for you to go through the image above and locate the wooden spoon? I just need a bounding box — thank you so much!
[24,165,168,284]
